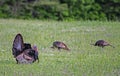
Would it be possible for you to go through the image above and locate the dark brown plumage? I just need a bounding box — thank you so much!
[91,40,115,48]
[23,43,32,50]
[51,41,70,51]
[12,33,39,64]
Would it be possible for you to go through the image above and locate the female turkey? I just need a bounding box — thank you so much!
[91,40,115,48]
[12,33,39,64]
[51,41,70,51]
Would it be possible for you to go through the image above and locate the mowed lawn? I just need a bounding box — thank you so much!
[0,19,120,76]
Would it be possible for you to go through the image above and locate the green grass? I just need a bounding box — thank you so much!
[0,19,120,76]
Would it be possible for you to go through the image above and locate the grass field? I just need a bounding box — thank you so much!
[0,19,120,76]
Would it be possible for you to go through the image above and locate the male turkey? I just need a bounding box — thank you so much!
[51,41,70,51]
[91,40,115,48]
[12,33,39,64]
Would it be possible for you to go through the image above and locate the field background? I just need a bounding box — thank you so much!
[0,19,120,76]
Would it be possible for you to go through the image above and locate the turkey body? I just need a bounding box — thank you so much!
[12,33,39,64]
[93,40,115,48]
[51,41,70,51]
